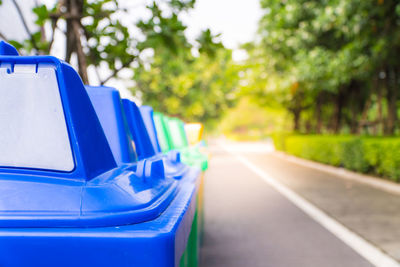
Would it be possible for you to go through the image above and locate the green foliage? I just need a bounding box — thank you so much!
[84,0,135,70]
[341,139,368,172]
[275,135,400,182]
[197,29,223,58]
[136,2,191,54]
[132,2,240,126]
[271,133,290,151]
[363,138,400,179]
[5,0,137,83]
[133,48,239,126]
[247,0,400,135]
[219,98,292,141]
[168,0,195,11]
[5,0,203,84]
[3,0,241,122]
[32,5,48,27]
[284,135,349,166]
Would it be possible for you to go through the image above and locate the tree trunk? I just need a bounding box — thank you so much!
[357,94,372,134]
[315,93,323,134]
[293,109,301,132]
[333,90,344,134]
[351,105,358,134]
[65,0,89,84]
[377,75,383,135]
[305,120,312,134]
[65,22,75,62]
[385,67,398,135]
[350,86,359,134]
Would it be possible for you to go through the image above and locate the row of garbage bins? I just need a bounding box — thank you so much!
[0,41,209,267]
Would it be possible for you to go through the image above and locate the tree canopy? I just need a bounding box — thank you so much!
[0,0,239,126]
[132,4,239,125]
[3,0,400,135]
[243,0,400,135]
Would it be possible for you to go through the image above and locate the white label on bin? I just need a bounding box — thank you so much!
[0,64,74,172]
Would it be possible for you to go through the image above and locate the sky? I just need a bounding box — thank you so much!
[183,0,262,58]
[0,0,263,97]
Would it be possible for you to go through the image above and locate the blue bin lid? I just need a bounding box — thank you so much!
[0,41,19,56]
[123,100,156,160]
[134,106,188,179]
[0,43,116,180]
[140,105,162,153]
[86,86,137,164]
[0,42,179,228]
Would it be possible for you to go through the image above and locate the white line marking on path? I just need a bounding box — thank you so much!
[221,144,400,267]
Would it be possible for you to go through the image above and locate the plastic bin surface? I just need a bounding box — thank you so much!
[154,112,174,152]
[184,123,204,146]
[122,100,156,160]
[140,105,162,154]
[86,86,137,164]
[0,42,200,267]
[167,117,189,150]
[139,107,187,171]
[158,116,208,172]
[124,100,189,179]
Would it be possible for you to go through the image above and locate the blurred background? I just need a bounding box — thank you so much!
[2,1,400,266]
[3,0,399,139]
[0,0,258,129]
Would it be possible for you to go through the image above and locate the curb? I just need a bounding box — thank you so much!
[273,151,400,196]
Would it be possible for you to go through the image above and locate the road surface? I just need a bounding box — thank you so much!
[200,141,400,267]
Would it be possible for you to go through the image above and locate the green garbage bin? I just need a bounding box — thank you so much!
[165,117,208,171]
[153,113,208,267]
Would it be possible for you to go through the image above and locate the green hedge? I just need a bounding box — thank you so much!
[273,135,400,182]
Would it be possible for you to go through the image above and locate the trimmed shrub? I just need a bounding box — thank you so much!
[285,135,350,166]
[271,132,291,151]
[273,135,400,182]
[341,138,368,173]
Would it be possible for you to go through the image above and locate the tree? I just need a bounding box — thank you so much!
[131,2,240,126]
[1,0,137,84]
[1,0,234,125]
[0,0,196,85]
[248,0,400,135]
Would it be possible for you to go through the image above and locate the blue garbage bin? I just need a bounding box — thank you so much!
[0,41,201,267]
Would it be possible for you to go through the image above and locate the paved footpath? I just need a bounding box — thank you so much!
[200,141,400,267]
